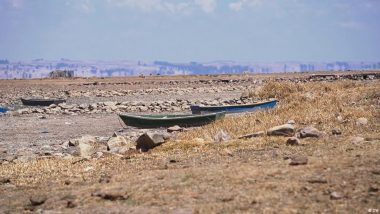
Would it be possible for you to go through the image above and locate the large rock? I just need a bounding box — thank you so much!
[70,135,107,157]
[136,132,169,152]
[107,136,134,153]
[267,124,295,137]
[298,126,323,138]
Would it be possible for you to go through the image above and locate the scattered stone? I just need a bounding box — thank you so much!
[136,132,168,152]
[92,188,129,201]
[336,116,344,122]
[352,136,365,144]
[30,195,47,206]
[267,124,295,137]
[41,130,49,134]
[331,128,342,135]
[306,176,328,184]
[167,125,183,133]
[298,126,322,138]
[364,136,380,141]
[38,115,47,119]
[66,200,77,208]
[289,155,308,165]
[214,129,230,142]
[371,169,380,175]
[287,120,296,125]
[238,131,265,139]
[356,117,368,126]
[286,137,300,146]
[0,177,11,184]
[330,191,343,200]
[99,174,111,184]
[368,185,378,192]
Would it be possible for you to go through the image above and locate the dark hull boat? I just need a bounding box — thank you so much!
[0,107,8,113]
[190,99,278,114]
[119,112,225,128]
[21,98,66,106]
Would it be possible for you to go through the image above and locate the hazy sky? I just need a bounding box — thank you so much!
[0,0,379,62]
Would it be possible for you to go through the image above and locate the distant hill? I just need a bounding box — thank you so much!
[0,59,379,79]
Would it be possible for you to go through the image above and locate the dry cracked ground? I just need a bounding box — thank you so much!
[0,73,379,213]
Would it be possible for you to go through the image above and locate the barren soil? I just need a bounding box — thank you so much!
[0,72,379,213]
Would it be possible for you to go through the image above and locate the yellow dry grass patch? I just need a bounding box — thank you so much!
[157,80,379,152]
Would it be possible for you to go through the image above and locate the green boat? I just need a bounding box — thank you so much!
[119,112,225,128]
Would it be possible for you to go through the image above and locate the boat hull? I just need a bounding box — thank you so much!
[0,107,8,113]
[119,112,225,128]
[21,98,66,106]
[190,100,277,114]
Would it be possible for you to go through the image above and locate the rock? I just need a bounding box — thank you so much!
[0,177,11,184]
[306,176,327,184]
[138,106,148,112]
[238,131,265,139]
[298,126,323,138]
[71,135,107,157]
[107,136,133,153]
[30,195,47,206]
[214,129,230,142]
[330,191,343,200]
[167,125,183,133]
[365,136,380,141]
[352,136,365,144]
[287,120,296,125]
[136,132,168,152]
[17,108,30,115]
[89,103,97,110]
[286,137,300,146]
[289,155,308,165]
[79,104,89,109]
[92,188,129,201]
[99,174,111,184]
[336,115,344,122]
[103,101,117,107]
[267,124,295,137]
[356,117,368,126]
[331,128,342,135]
[368,185,378,192]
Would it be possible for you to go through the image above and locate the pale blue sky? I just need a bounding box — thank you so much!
[0,0,379,62]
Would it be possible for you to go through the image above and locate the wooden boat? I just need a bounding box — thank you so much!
[119,112,225,128]
[21,98,66,106]
[190,99,278,114]
[0,107,8,113]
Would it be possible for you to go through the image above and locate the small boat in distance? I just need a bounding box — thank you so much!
[119,112,225,128]
[0,107,8,113]
[190,99,278,114]
[21,98,66,106]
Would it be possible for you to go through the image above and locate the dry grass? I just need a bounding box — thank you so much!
[160,80,379,151]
